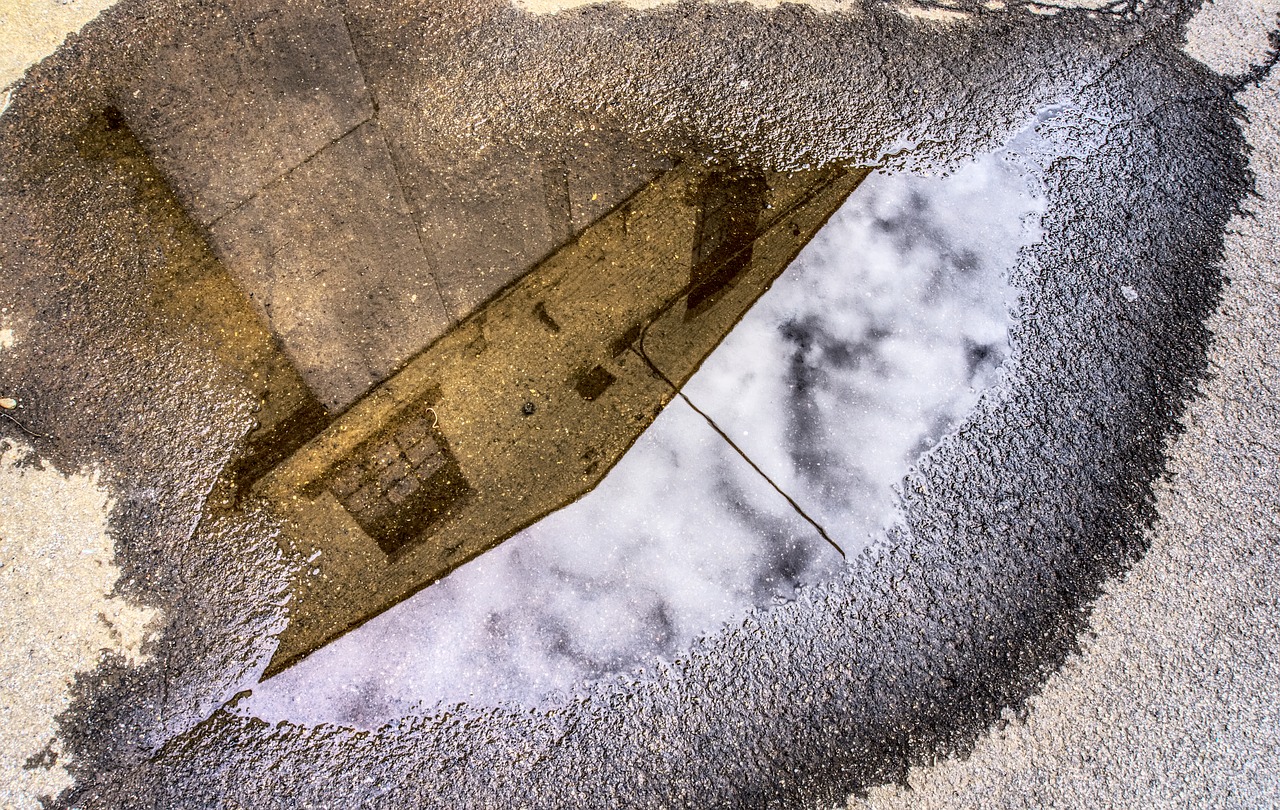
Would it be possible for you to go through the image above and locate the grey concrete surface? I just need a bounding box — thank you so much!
[0,0,1277,807]
[0,0,120,88]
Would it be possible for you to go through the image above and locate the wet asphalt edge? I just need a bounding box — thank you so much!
[0,0,1253,805]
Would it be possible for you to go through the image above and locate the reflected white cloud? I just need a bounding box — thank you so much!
[687,144,1043,549]
[248,137,1046,727]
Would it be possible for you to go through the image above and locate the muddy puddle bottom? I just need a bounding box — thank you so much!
[244,126,1048,724]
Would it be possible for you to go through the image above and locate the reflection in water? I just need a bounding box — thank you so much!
[255,163,867,674]
[247,143,1045,725]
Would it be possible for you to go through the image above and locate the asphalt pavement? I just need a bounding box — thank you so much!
[0,0,1277,806]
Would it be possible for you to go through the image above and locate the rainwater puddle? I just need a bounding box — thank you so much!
[246,135,1047,726]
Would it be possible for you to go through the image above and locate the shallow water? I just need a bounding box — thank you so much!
[247,131,1046,725]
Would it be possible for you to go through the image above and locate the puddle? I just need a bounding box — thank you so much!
[245,132,1046,724]
[244,160,868,675]
[6,54,1050,727]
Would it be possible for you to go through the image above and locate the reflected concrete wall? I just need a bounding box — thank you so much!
[109,0,670,410]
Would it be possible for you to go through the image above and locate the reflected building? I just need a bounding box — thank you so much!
[88,0,867,673]
[254,160,866,674]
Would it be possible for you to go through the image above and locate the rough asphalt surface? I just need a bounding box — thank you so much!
[0,0,1277,807]
[855,38,1280,807]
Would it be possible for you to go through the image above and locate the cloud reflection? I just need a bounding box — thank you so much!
[248,143,1045,726]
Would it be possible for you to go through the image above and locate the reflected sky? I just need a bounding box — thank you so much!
[248,134,1047,727]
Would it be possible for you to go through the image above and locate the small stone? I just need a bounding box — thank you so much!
[0,397,15,410]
